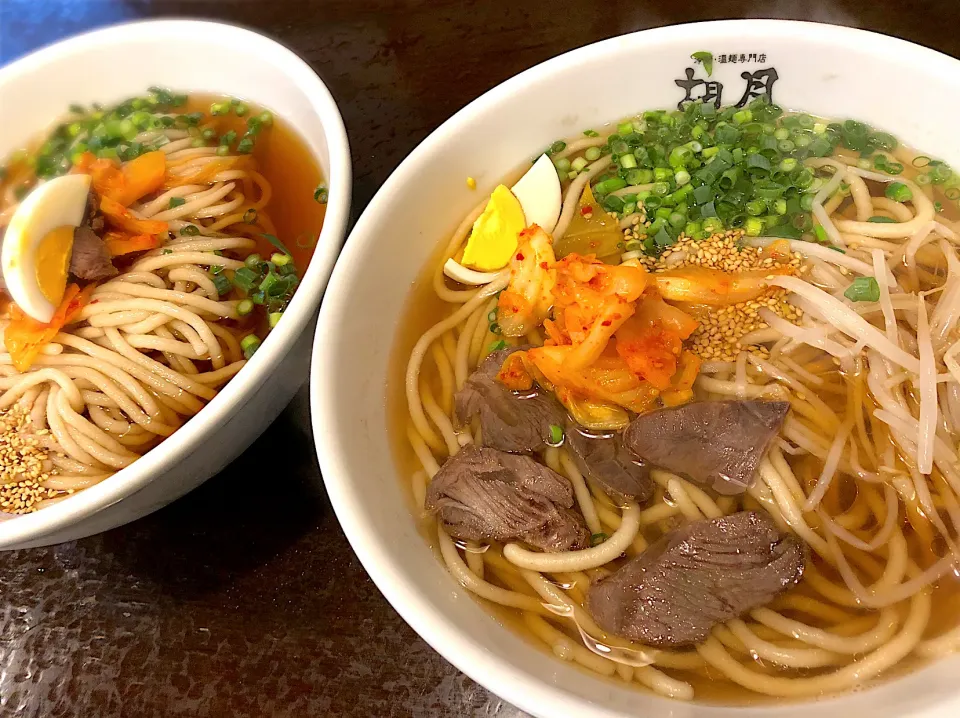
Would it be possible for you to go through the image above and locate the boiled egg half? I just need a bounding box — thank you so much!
[2,173,90,322]
[510,153,562,235]
[456,154,562,274]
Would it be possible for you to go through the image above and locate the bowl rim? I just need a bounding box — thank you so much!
[0,18,352,545]
[311,18,960,718]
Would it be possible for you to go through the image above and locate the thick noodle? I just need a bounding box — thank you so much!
[1,105,290,513]
[395,117,960,703]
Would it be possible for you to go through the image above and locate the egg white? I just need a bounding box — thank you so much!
[511,153,562,235]
[2,173,91,323]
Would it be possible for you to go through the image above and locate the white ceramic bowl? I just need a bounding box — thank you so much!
[312,19,960,718]
[0,20,350,549]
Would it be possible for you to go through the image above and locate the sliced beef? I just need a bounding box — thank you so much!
[425,445,589,552]
[455,347,567,453]
[84,190,105,233]
[587,510,803,647]
[70,225,117,280]
[623,400,789,495]
[564,421,653,504]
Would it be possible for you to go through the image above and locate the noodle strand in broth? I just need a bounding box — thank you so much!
[1,90,325,513]
[392,99,960,703]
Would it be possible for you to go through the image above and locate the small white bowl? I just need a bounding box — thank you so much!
[0,19,351,549]
[312,19,960,718]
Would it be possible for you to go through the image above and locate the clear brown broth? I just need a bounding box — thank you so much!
[386,127,960,704]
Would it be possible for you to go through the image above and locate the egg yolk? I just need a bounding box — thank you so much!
[461,185,526,271]
[35,225,74,307]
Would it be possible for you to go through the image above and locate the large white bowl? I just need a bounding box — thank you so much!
[0,20,350,549]
[312,19,960,718]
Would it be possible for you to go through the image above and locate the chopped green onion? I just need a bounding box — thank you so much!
[168,197,186,209]
[180,225,200,237]
[314,185,329,204]
[702,217,724,235]
[553,157,571,172]
[594,177,627,194]
[885,182,913,202]
[243,208,258,223]
[583,129,599,137]
[240,334,261,359]
[549,140,566,154]
[237,299,254,316]
[813,225,828,243]
[548,424,564,445]
[844,276,880,303]
[590,533,608,547]
[211,272,232,296]
[210,101,230,116]
[216,145,229,157]
[744,217,765,236]
[654,226,676,247]
[234,102,249,117]
[261,233,292,256]
[201,128,216,141]
[868,216,897,223]
[271,252,293,267]
[571,157,588,172]
[258,270,281,295]
[488,339,507,352]
[268,312,283,328]
[232,267,260,292]
[603,195,625,213]
[584,147,602,161]
[746,153,772,172]
[668,146,693,167]
[257,111,273,126]
[244,253,262,269]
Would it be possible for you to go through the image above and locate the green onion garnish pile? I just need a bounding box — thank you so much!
[550,97,957,256]
[27,89,273,179]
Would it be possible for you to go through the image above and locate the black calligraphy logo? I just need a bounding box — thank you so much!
[735,68,779,107]
[675,61,778,110]
[675,68,723,111]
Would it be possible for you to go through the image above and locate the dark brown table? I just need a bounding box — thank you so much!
[1,1,957,716]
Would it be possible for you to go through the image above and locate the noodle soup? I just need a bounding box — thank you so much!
[0,89,326,514]
[391,97,960,703]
